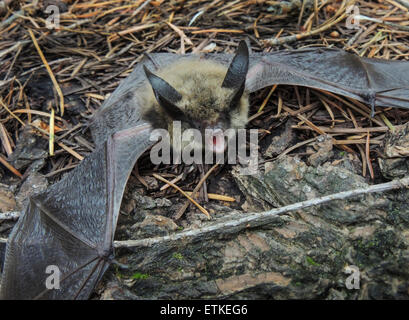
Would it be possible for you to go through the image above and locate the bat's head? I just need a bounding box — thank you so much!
[143,41,249,155]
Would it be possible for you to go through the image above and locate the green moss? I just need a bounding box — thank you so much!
[131,272,150,280]
[173,252,184,260]
[306,256,320,266]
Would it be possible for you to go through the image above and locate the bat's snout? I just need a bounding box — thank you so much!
[204,128,226,154]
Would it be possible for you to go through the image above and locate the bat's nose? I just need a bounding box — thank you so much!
[204,128,226,154]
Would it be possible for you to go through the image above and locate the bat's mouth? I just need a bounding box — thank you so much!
[205,128,226,154]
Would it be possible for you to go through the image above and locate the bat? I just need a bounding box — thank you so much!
[1,41,409,299]
[140,41,249,154]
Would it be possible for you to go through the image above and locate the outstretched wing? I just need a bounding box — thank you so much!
[90,54,180,145]
[246,48,409,112]
[0,124,153,299]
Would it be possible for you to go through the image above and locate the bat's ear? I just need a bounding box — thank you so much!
[143,65,186,120]
[222,41,249,108]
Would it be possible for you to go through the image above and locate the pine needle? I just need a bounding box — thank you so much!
[153,173,210,219]
[258,84,277,113]
[0,154,22,178]
[185,192,235,202]
[28,28,65,116]
[49,108,55,156]
[0,98,25,126]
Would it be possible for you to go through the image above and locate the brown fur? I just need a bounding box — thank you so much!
[139,59,249,135]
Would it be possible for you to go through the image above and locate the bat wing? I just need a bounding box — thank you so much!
[0,124,153,299]
[90,54,180,145]
[246,48,409,111]
[90,49,409,141]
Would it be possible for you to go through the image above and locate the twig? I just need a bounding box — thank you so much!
[190,29,244,34]
[257,85,277,113]
[283,105,355,153]
[292,125,393,133]
[278,136,318,159]
[0,98,26,126]
[333,139,381,145]
[355,15,409,32]
[29,123,84,161]
[132,0,154,16]
[13,109,64,122]
[114,176,409,248]
[393,0,409,10]
[0,154,22,178]
[56,142,84,161]
[366,131,375,179]
[174,163,219,220]
[0,9,23,29]
[49,107,55,156]
[0,122,13,156]
[159,173,183,191]
[262,11,348,46]
[0,41,29,59]
[344,28,364,49]
[185,192,235,202]
[153,173,210,219]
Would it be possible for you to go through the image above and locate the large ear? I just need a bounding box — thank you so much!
[222,41,249,106]
[143,65,185,120]
[222,41,249,88]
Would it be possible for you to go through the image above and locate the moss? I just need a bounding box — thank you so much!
[306,256,320,266]
[131,272,150,280]
[173,252,184,260]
